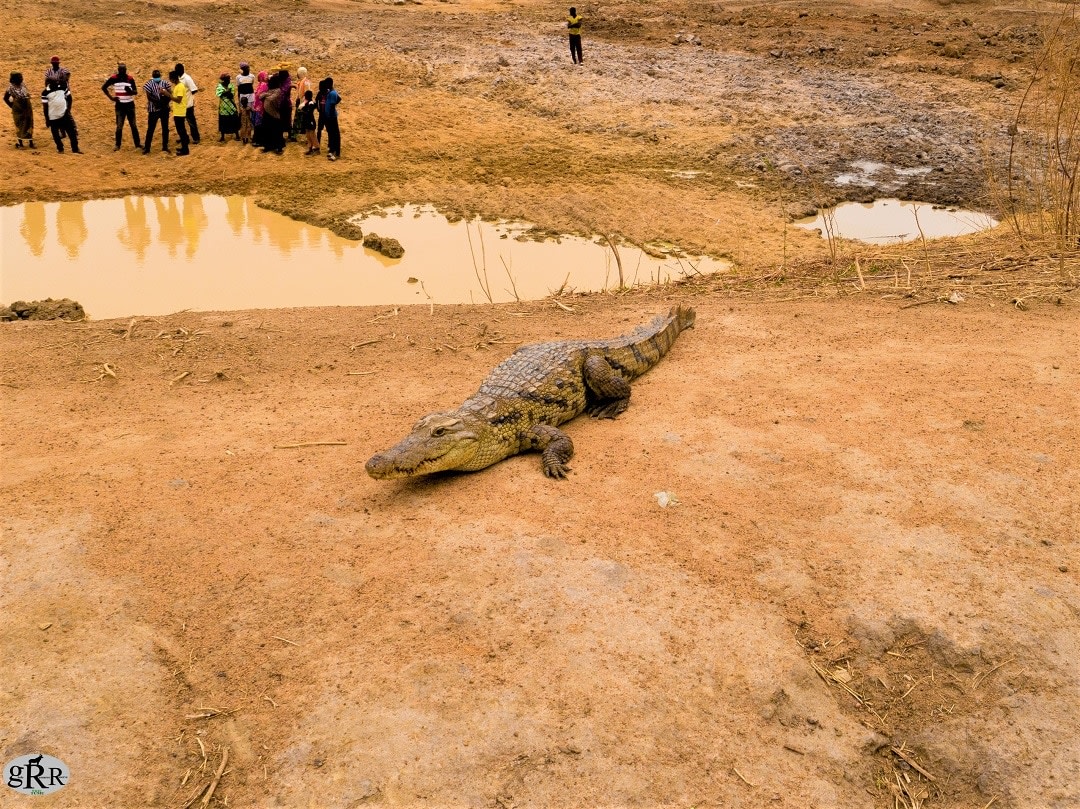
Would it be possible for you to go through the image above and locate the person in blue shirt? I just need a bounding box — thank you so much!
[323,77,341,161]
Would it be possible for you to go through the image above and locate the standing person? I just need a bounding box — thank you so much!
[235,62,256,110]
[44,56,71,92]
[216,73,240,141]
[41,80,79,153]
[258,72,284,154]
[4,72,35,149]
[277,69,293,145]
[299,89,317,154]
[567,7,584,64]
[142,68,172,153]
[238,95,252,145]
[102,62,141,150]
[168,69,190,155]
[174,62,200,145]
[322,76,341,161]
[251,70,268,148]
[291,66,311,141]
[315,77,330,147]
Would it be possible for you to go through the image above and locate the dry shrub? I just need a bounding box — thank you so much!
[991,0,1080,280]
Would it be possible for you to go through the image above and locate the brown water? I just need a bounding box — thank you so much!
[795,199,997,245]
[0,197,730,319]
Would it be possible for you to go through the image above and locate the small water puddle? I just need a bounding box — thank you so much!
[1,196,730,319]
[795,199,997,245]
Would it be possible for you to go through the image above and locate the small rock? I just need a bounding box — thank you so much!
[654,491,679,508]
[1060,565,1069,573]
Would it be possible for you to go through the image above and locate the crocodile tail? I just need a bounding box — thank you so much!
[601,305,697,379]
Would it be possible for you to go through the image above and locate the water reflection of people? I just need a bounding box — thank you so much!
[266,208,302,255]
[225,195,245,235]
[181,194,208,259]
[117,197,152,262]
[20,201,46,257]
[155,196,183,257]
[245,197,265,243]
[56,201,87,259]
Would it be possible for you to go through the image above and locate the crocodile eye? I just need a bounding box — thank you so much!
[432,427,448,437]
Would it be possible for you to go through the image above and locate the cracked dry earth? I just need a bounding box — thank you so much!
[2,0,1079,807]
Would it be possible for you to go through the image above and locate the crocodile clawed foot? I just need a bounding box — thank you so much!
[587,399,629,419]
[543,460,571,479]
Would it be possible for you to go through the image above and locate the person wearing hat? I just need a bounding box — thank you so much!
[45,56,70,89]
[102,62,141,150]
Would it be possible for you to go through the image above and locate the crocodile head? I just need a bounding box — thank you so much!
[366,413,483,479]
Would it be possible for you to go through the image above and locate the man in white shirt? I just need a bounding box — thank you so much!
[174,62,200,145]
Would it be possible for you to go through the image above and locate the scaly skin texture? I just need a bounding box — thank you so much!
[366,306,697,479]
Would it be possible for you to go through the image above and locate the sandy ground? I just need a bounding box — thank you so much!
[2,1,1079,808]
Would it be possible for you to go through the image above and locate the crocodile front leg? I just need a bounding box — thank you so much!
[525,424,575,479]
[584,354,632,419]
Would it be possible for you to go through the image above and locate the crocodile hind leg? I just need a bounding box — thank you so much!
[583,354,632,419]
[525,424,575,479]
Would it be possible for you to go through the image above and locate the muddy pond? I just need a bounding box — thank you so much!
[0,196,731,320]
[796,198,997,245]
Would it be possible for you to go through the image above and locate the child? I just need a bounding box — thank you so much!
[238,95,252,145]
[300,89,318,154]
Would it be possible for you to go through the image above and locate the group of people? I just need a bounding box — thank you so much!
[4,10,586,158]
[3,57,79,152]
[4,56,342,160]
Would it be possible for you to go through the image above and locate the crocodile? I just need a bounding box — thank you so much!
[365,305,697,480]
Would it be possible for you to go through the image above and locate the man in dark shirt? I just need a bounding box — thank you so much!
[142,69,172,153]
[102,62,141,150]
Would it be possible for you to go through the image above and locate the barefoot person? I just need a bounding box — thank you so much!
[4,72,34,148]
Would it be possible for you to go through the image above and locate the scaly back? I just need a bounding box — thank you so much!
[586,305,696,381]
